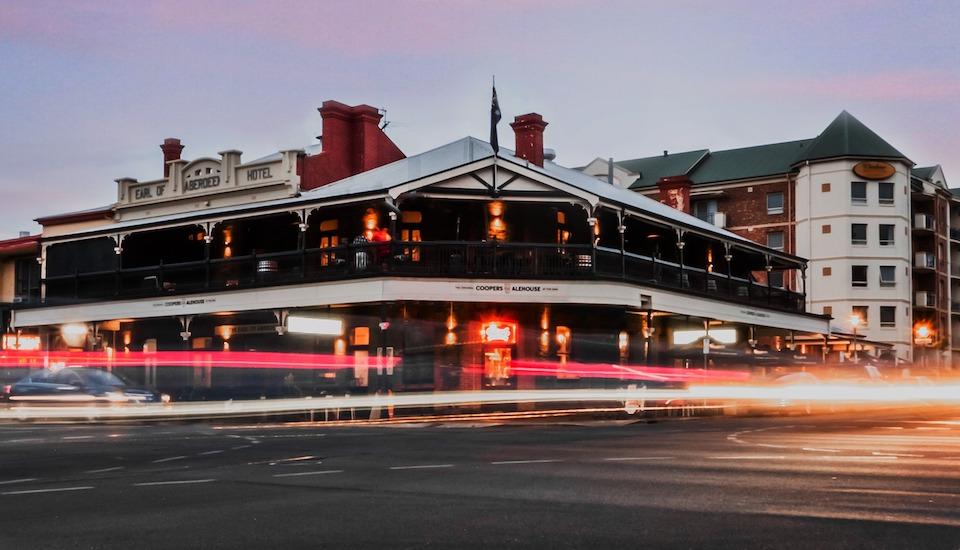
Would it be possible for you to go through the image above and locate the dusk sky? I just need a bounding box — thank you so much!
[1,0,958,236]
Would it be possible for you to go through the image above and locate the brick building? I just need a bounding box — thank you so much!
[582,112,953,365]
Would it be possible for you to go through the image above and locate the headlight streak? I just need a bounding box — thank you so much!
[3,384,960,422]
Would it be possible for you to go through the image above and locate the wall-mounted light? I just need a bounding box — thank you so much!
[61,323,89,348]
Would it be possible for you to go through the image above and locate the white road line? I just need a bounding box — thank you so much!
[815,456,898,461]
[803,447,842,453]
[230,445,251,451]
[134,479,215,487]
[3,486,93,496]
[273,470,344,478]
[0,478,37,485]
[389,464,454,470]
[198,450,224,456]
[151,455,187,464]
[872,451,924,458]
[490,459,562,465]
[708,455,786,460]
[602,457,674,461]
[62,435,94,440]
[827,488,960,499]
[85,466,124,474]
[5,438,43,443]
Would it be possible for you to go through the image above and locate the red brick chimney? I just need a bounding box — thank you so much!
[299,101,406,190]
[656,175,692,214]
[160,138,184,177]
[510,113,548,167]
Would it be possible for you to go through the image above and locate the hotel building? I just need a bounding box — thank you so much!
[4,101,827,396]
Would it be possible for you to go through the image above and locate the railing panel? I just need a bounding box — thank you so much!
[39,241,808,314]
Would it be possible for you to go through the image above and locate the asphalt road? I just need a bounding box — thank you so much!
[2,409,960,549]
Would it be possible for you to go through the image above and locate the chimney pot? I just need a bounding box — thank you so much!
[510,113,548,167]
[160,138,185,177]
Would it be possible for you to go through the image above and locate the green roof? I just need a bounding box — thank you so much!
[620,149,708,189]
[792,110,910,165]
[624,140,812,188]
[691,139,812,185]
[614,111,913,189]
[912,166,937,181]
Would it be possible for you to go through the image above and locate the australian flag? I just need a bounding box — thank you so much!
[490,85,501,153]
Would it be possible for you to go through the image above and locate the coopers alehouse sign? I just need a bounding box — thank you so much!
[130,166,274,203]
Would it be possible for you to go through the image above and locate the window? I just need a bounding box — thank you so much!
[766,231,784,251]
[878,182,894,205]
[852,305,869,327]
[821,183,831,193]
[851,223,867,245]
[878,224,895,246]
[879,265,896,287]
[822,266,832,276]
[880,306,896,328]
[692,200,717,224]
[851,265,868,287]
[822,224,831,234]
[851,181,867,204]
[14,258,40,302]
[766,192,784,215]
[823,306,832,316]
[768,271,784,288]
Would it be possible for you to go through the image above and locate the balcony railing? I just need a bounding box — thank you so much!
[40,241,806,313]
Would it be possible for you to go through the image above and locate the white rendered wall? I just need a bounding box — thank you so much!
[795,159,913,359]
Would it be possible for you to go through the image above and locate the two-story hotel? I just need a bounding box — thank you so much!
[5,101,828,396]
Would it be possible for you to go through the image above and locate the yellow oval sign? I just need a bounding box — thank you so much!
[853,161,896,180]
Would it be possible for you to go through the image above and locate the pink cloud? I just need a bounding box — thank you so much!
[744,70,960,101]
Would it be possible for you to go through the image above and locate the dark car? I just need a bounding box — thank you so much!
[2,367,170,406]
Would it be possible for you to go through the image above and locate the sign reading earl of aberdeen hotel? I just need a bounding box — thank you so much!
[115,145,300,220]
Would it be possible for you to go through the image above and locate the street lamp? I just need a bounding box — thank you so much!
[849,313,862,362]
[914,323,934,370]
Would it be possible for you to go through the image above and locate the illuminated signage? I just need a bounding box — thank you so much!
[481,321,516,344]
[287,316,344,336]
[852,161,896,180]
[672,328,737,346]
[2,334,41,351]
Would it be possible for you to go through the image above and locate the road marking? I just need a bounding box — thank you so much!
[803,447,841,453]
[490,459,562,465]
[198,450,224,456]
[152,455,187,464]
[2,486,93,496]
[871,451,924,458]
[390,464,454,470]
[62,435,94,440]
[827,488,960,499]
[230,445,251,450]
[5,438,43,443]
[273,470,344,478]
[0,478,37,485]
[815,456,898,461]
[602,457,674,461]
[85,466,123,474]
[709,455,786,460]
[134,479,215,487]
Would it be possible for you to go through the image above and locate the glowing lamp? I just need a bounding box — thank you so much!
[61,323,89,348]
[849,314,862,329]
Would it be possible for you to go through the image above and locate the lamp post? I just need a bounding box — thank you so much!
[849,313,862,362]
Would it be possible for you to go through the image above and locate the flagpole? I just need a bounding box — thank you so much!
[492,76,498,196]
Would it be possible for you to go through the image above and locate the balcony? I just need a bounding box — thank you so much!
[951,227,960,241]
[39,241,806,314]
[914,252,936,270]
[913,213,935,232]
[915,291,936,308]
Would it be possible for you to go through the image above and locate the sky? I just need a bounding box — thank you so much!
[1,0,958,237]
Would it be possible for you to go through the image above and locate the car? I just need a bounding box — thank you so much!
[1,367,170,406]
